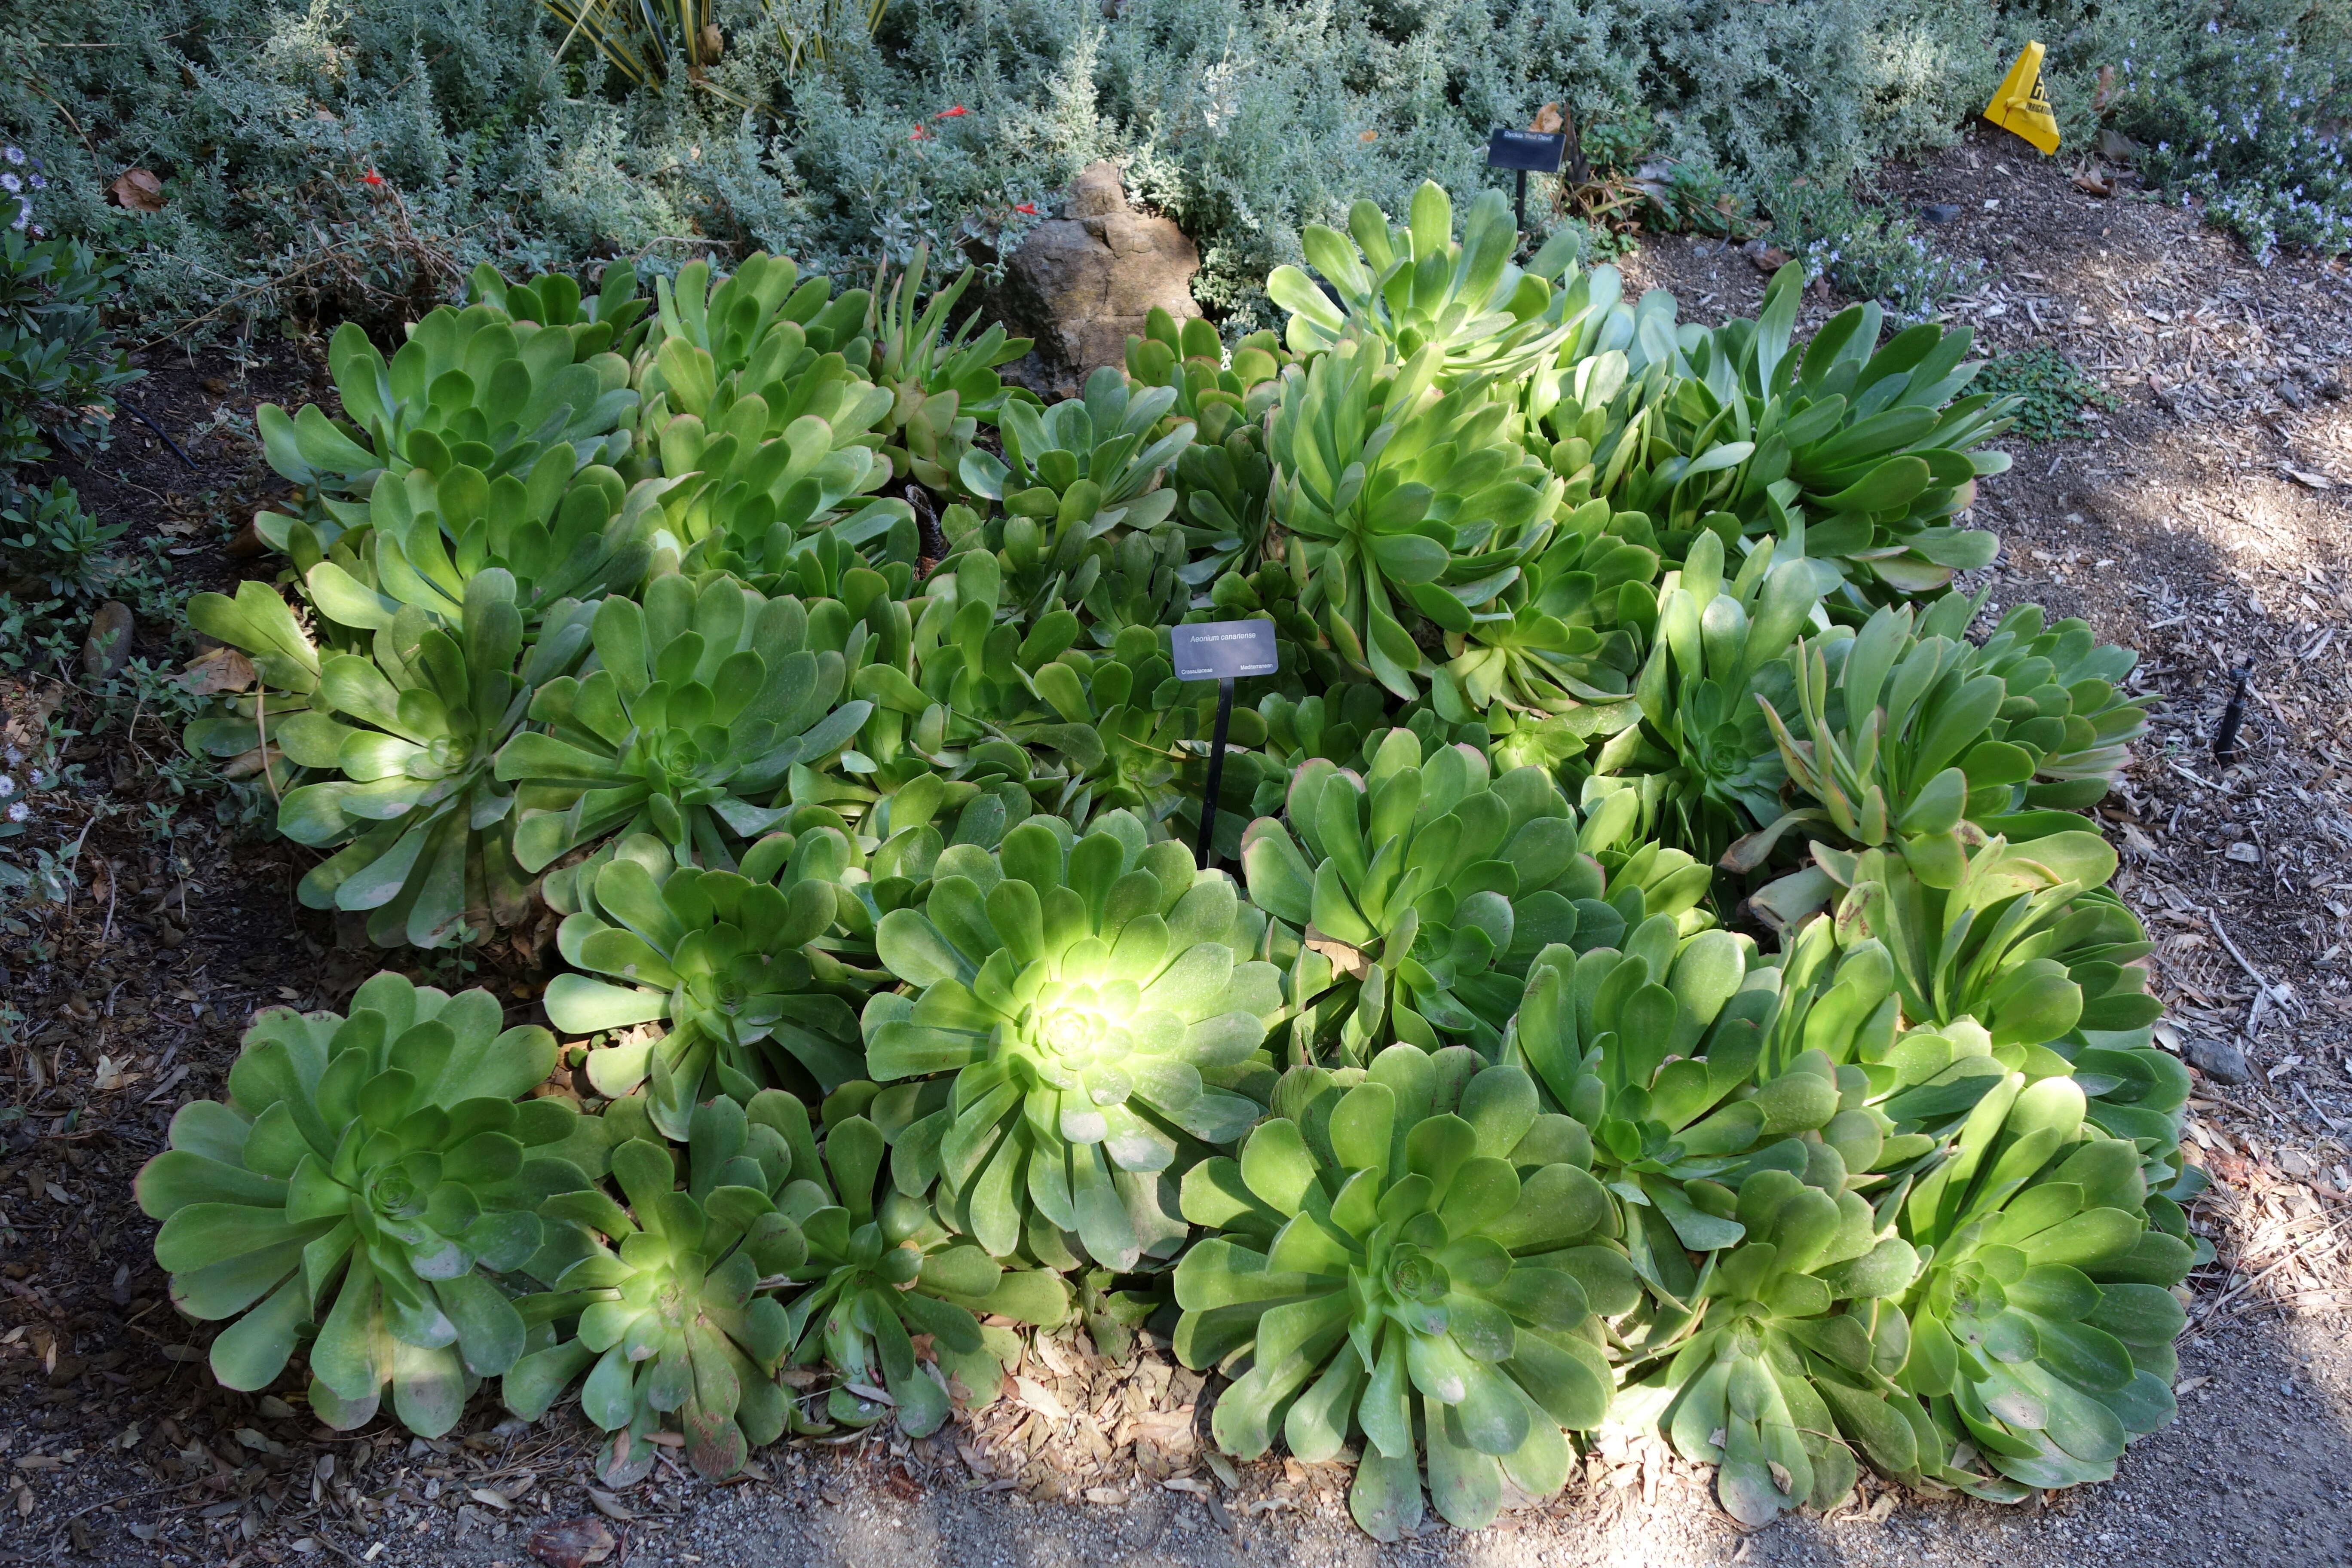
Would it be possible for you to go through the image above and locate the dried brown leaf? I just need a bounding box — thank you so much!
[528,1516,617,1568]
[108,169,165,213]
[179,646,256,696]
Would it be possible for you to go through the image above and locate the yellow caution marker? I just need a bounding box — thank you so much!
[1985,42,2061,155]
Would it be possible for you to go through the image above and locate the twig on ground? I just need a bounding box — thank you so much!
[2202,905,2278,994]
[49,1481,199,1530]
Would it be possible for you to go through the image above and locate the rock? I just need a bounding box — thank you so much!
[528,1516,617,1568]
[1001,160,1202,376]
[2224,840,2262,864]
[2184,1035,2251,1085]
[1918,202,1963,224]
[1746,245,1792,274]
[81,601,134,680]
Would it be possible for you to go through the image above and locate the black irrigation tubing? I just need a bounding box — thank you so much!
[119,398,200,471]
[2213,662,2254,767]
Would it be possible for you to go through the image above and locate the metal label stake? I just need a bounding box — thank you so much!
[1485,127,1569,241]
[1170,620,1280,870]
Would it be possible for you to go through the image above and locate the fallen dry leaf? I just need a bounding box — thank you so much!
[1012,1375,1070,1421]
[528,1515,617,1568]
[2281,466,2334,490]
[108,168,165,213]
[178,645,257,696]
[2073,163,2114,197]
[585,1489,635,1522]
[1530,101,1563,134]
[1302,927,1371,982]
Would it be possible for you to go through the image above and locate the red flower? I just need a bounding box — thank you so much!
[935,104,967,118]
[362,169,384,186]
[1014,202,1038,215]
[910,126,930,140]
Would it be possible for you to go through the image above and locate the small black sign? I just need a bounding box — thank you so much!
[1486,127,1568,174]
[1170,619,1279,682]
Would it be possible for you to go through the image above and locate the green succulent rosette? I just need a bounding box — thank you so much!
[285,450,654,623]
[1804,835,2183,1163]
[1603,530,1844,864]
[643,384,912,577]
[1127,306,1287,585]
[777,1109,1069,1436]
[495,573,873,873]
[868,809,1280,1269]
[464,260,652,362]
[505,1094,808,1485]
[1078,525,1194,650]
[869,244,1032,493]
[953,365,1195,620]
[244,570,592,948]
[1175,1045,1617,1539]
[1440,495,1659,722]
[1243,728,1641,1059]
[1733,591,2156,916]
[1269,336,1562,701]
[1893,1073,2192,1496]
[135,974,592,1434]
[256,306,637,517]
[541,828,879,1136]
[1507,923,1897,1310]
[180,579,340,796]
[1736,588,2024,889]
[632,251,873,420]
[1510,921,1939,1525]
[1687,263,2017,600]
[1268,181,1586,383]
[1653,1167,1923,1523]
[873,550,1086,754]
[1962,601,2156,818]
[861,555,1261,847]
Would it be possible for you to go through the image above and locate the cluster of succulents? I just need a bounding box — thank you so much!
[155,186,2199,1537]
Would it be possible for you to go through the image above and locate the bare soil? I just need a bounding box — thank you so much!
[4,125,2352,1566]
